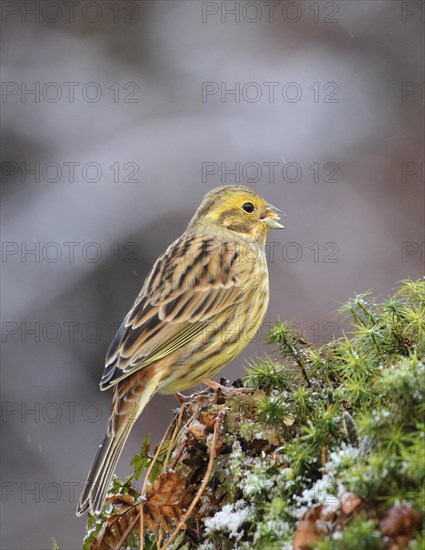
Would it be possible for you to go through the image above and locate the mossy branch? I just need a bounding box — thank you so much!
[79,278,424,550]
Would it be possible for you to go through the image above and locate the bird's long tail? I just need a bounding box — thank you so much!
[76,375,159,516]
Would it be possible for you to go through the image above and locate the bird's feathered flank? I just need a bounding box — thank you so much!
[100,234,246,391]
[77,185,284,516]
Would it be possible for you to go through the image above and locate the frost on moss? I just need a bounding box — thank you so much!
[204,500,252,541]
[81,279,424,550]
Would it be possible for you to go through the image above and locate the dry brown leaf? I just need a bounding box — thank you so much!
[90,500,139,550]
[379,503,421,542]
[188,421,208,442]
[143,471,194,538]
[198,412,217,431]
[105,492,136,508]
[292,505,327,549]
[341,493,362,516]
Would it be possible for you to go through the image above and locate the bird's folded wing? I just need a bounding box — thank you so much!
[100,235,244,390]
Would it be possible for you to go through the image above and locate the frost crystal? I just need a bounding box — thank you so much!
[293,474,341,518]
[204,500,251,540]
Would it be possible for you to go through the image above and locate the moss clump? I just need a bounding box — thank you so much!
[81,279,424,549]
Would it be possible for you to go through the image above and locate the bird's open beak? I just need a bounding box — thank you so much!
[261,204,286,229]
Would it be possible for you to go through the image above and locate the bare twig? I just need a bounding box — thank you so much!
[140,499,144,550]
[139,420,174,550]
[159,410,224,550]
[113,509,140,550]
[170,440,187,470]
[162,404,186,472]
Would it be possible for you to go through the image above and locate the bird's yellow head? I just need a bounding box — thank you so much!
[189,185,285,244]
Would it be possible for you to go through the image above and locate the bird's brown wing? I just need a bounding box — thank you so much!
[100,234,244,390]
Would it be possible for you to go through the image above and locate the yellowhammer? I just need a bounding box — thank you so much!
[77,185,284,516]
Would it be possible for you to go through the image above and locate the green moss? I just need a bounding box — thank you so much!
[80,278,425,549]
[316,517,384,550]
[244,356,293,392]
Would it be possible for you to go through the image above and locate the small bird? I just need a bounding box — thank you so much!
[77,185,284,516]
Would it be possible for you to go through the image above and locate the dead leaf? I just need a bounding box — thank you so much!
[292,505,326,549]
[188,421,208,442]
[379,503,421,540]
[341,493,362,516]
[90,494,138,550]
[198,412,217,431]
[143,471,194,537]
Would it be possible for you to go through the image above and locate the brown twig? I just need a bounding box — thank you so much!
[162,404,186,472]
[139,420,174,550]
[159,410,224,550]
[113,509,140,550]
[170,440,188,470]
[140,499,144,550]
[167,399,205,470]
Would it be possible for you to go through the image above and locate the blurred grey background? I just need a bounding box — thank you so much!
[1,1,424,548]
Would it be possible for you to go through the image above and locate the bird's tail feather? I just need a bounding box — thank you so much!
[76,419,130,516]
[77,376,159,516]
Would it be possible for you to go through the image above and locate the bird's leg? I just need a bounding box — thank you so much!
[203,379,228,391]
[203,378,255,395]
[174,388,211,404]
[174,392,189,404]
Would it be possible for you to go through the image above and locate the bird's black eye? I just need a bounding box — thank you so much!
[242,202,254,213]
